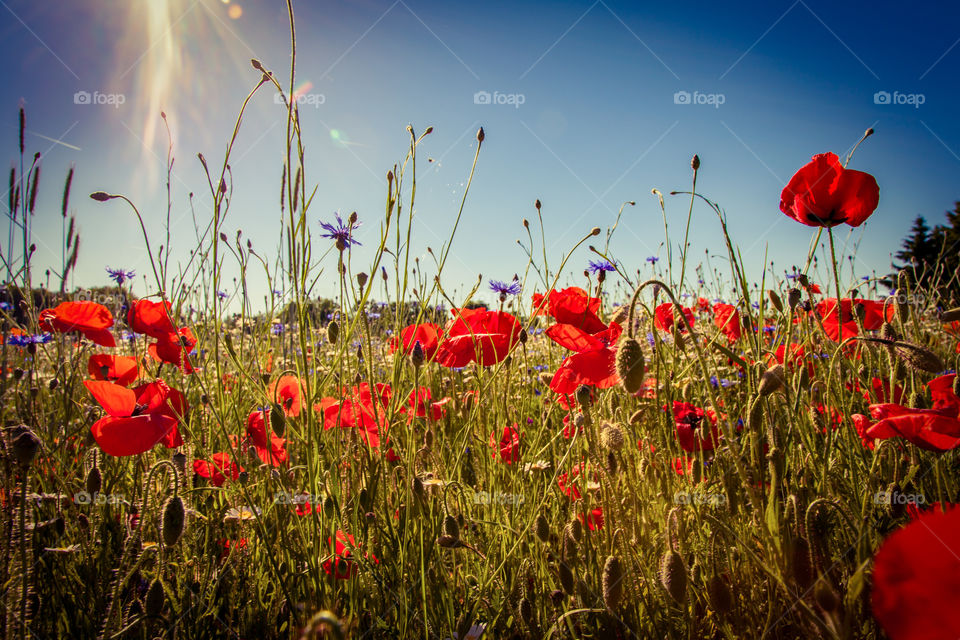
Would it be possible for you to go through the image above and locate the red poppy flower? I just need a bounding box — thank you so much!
[851,413,876,450]
[847,377,904,405]
[780,152,880,228]
[317,383,392,448]
[435,308,522,368]
[865,374,960,451]
[713,303,741,343]
[770,343,813,377]
[672,401,721,453]
[39,301,115,347]
[578,506,604,531]
[399,387,451,421]
[815,298,893,341]
[531,287,606,334]
[193,453,243,487]
[871,505,960,640]
[148,327,197,373]
[557,463,597,501]
[88,354,142,387]
[490,423,521,464]
[245,410,288,466]
[268,374,303,417]
[323,529,379,579]
[127,299,178,339]
[654,303,695,333]
[389,323,442,361]
[84,379,187,456]
[548,321,623,394]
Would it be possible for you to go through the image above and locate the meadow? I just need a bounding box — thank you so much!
[2,12,960,640]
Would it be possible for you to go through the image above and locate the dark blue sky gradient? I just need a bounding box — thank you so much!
[2,0,959,308]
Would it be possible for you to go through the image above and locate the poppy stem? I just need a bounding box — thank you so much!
[827,228,843,342]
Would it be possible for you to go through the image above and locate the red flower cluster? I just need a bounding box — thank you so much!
[194,453,243,487]
[435,308,522,368]
[317,382,392,449]
[245,410,288,466]
[815,298,893,341]
[534,288,623,395]
[654,303,695,333]
[489,423,521,463]
[857,374,960,451]
[390,323,442,361]
[84,379,187,456]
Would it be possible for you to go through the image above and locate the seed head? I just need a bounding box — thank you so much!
[161,496,186,546]
[602,555,624,611]
[659,550,687,603]
[615,336,645,395]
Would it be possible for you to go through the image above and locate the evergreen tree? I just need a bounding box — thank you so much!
[887,203,960,304]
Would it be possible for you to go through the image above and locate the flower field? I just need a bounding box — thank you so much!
[3,13,960,640]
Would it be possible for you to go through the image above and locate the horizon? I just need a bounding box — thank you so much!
[3,0,960,313]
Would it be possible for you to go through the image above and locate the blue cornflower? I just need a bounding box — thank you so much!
[646,256,659,264]
[320,212,361,249]
[217,290,229,300]
[106,267,135,286]
[8,333,53,347]
[587,259,616,274]
[272,323,285,335]
[0,302,12,311]
[709,376,737,388]
[489,279,521,297]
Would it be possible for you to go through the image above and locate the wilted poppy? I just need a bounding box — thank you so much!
[435,308,522,368]
[780,152,879,228]
[39,301,115,347]
[84,379,187,456]
[871,505,960,640]
[390,323,442,361]
[193,453,243,487]
[88,354,142,387]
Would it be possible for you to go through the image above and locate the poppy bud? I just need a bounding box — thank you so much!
[708,575,733,615]
[219,232,228,242]
[523,218,529,228]
[758,365,786,396]
[659,550,687,603]
[78,512,89,531]
[145,579,165,617]
[476,127,485,142]
[787,288,802,309]
[48,378,59,391]
[886,482,906,519]
[767,290,783,313]
[356,344,364,361]
[219,178,227,194]
[85,466,102,496]
[534,514,550,543]
[411,477,425,502]
[566,518,582,544]
[10,425,40,467]
[326,320,339,344]
[602,555,624,611]
[615,336,645,395]
[518,328,528,344]
[606,451,618,475]
[442,514,460,541]
[629,409,644,425]
[518,596,535,629]
[90,191,113,202]
[172,452,186,472]
[410,341,425,368]
[558,562,575,595]
[894,341,944,374]
[813,579,840,613]
[322,495,336,518]
[356,272,368,289]
[939,307,960,323]
[575,385,592,409]
[909,392,927,410]
[161,496,186,546]
[691,154,700,171]
[590,227,601,236]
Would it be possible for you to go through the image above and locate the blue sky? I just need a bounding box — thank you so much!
[2,0,959,310]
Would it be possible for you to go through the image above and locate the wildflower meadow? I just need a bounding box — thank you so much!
[3,3,960,639]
